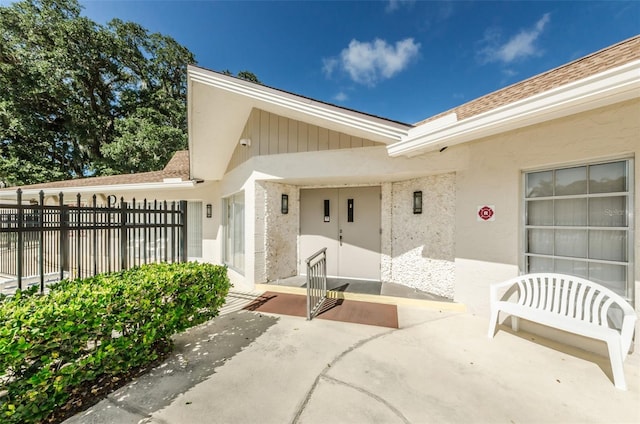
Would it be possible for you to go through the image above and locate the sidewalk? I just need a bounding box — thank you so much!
[65,290,640,424]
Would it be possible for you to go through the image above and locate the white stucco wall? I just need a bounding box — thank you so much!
[380,174,456,298]
[453,99,640,321]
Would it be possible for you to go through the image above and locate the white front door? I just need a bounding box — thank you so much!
[299,187,381,280]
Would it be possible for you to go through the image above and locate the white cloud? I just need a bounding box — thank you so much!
[326,38,420,87]
[322,58,338,77]
[479,13,550,64]
[385,0,415,13]
[334,92,348,102]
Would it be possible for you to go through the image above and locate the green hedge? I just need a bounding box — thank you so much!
[0,262,230,423]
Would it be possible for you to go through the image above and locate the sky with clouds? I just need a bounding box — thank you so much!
[3,0,637,123]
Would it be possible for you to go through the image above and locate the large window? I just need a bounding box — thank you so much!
[524,159,634,301]
[224,192,245,272]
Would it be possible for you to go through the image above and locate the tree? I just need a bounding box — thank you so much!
[222,69,262,84]
[0,0,195,185]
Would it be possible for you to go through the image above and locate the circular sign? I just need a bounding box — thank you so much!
[478,205,494,221]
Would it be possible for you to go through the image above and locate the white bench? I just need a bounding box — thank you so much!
[488,273,637,390]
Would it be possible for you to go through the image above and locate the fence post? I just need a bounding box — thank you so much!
[120,198,128,271]
[39,191,44,293]
[92,194,98,276]
[60,192,68,281]
[180,200,188,263]
[76,193,82,279]
[16,189,23,291]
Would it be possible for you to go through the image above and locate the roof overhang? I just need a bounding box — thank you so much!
[0,180,198,199]
[188,66,411,180]
[388,60,640,157]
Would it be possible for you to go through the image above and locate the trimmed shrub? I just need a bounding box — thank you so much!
[0,262,230,423]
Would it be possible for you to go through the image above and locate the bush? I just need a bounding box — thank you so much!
[0,262,230,423]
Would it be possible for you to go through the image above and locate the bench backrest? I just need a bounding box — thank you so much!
[511,273,635,330]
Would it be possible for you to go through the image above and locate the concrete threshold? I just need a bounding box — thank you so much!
[254,283,466,312]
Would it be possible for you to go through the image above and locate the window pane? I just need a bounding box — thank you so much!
[554,259,588,279]
[589,263,627,297]
[526,171,553,197]
[555,229,587,258]
[554,199,587,226]
[555,166,586,195]
[187,202,203,258]
[528,229,553,255]
[589,161,627,193]
[233,194,245,270]
[527,200,553,225]
[589,196,627,227]
[527,256,553,273]
[589,230,627,262]
[224,193,245,272]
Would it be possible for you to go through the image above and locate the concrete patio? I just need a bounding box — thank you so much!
[65,289,640,424]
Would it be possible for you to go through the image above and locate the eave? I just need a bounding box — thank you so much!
[0,180,198,200]
[388,60,640,157]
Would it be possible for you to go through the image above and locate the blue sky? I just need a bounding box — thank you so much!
[7,1,640,123]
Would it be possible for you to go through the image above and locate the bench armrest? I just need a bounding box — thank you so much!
[490,279,518,304]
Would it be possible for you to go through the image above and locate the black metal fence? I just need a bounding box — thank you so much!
[0,189,187,295]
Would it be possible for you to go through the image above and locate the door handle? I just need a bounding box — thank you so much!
[339,235,342,246]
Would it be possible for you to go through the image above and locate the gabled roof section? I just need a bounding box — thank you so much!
[389,35,640,157]
[188,66,411,180]
[0,150,193,196]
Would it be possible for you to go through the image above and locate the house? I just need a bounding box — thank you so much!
[187,35,639,320]
[3,36,638,346]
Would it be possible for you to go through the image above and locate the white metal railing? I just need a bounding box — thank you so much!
[306,248,327,320]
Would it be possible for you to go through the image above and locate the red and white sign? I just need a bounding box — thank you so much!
[477,205,495,221]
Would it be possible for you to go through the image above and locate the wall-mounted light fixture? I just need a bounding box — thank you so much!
[413,191,423,214]
[206,203,212,218]
[281,194,288,214]
[239,138,251,147]
[324,199,330,222]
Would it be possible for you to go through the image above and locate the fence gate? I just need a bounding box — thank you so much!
[0,189,187,295]
[306,248,327,320]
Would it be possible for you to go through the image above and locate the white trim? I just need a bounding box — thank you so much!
[188,66,411,142]
[0,180,197,198]
[388,60,640,157]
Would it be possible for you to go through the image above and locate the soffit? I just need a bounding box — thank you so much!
[188,66,410,180]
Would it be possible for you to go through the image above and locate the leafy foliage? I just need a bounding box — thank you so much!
[0,0,195,184]
[0,262,230,423]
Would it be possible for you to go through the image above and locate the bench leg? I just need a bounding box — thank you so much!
[488,308,499,338]
[607,341,627,390]
[511,316,520,332]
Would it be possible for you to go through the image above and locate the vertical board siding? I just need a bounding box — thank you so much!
[260,110,270,156]
[269,113,279,154]
[226,108,384,173]
[288,120,298,153]
[278,116,288,154]
[308,125,318,151]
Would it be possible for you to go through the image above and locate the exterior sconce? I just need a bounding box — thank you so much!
[281,194,288,214]
[413,191,422,214]
[206,204,212,218]
[239,138,251,147]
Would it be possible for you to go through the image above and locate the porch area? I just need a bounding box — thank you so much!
[263,274,453,302]
[65,289,640,424]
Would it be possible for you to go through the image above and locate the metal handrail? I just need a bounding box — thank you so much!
[306,248,327,320]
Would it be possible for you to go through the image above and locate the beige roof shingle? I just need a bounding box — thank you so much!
[8,150,190,191]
